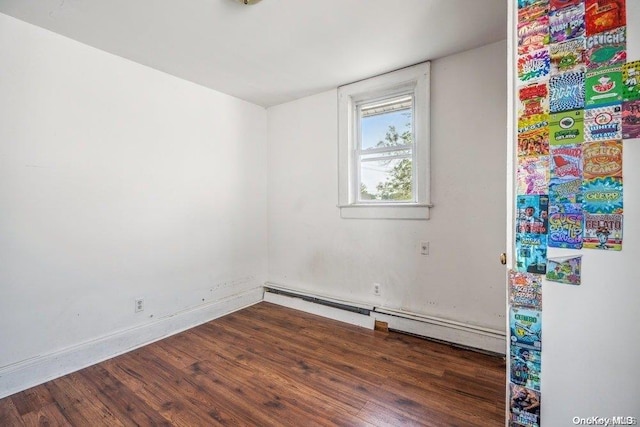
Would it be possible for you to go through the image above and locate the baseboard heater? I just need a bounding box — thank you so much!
[263,283,506,354]
[264,286,371,315]
[374,306,505,338]
[263,284,503,336]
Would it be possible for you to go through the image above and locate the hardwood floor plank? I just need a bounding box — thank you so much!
[2,302,506,426]
[194,319,378,412]
[227,305,448,379]
[103,352,230,426]
[188,360,339,427]
[214,308,450,402]
[190,344,370,427]
[20,403,71,427]
[45,375,125,426]
[212,312,394,384]
[173,330,348,425]
[9,385,54,417]
[78,365,172,426]
[356,400,441,427]
[146,339,200,370]
[0,397,24,427]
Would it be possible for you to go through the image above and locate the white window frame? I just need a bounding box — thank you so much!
[338,62,432,219]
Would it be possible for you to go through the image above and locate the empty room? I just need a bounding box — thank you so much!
[1,1,638,426]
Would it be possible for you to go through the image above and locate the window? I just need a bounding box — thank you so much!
[338,62,431,219]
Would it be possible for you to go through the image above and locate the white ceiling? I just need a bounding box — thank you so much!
[0,0,507,107]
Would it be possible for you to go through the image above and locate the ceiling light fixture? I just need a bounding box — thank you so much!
[235,0,262,4]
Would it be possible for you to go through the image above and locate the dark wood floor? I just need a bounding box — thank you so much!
[0,302,506,426]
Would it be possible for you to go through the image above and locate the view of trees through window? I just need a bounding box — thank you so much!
[359,109,413,202]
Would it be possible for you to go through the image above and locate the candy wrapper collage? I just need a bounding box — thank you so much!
[512,0,634,425]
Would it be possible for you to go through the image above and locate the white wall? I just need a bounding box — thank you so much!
[267,41,507,333]
[537,2,640,422]
[0,14,267,394]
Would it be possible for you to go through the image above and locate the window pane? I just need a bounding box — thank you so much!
[360,157,413,201]
[360,96,413,151]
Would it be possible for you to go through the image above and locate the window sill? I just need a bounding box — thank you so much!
[338,203,432,220]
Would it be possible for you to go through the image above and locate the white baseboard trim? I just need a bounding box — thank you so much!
[264,291,375,330]
[0,287,264,400]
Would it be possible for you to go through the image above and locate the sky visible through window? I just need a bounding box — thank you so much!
[360,109,412,196]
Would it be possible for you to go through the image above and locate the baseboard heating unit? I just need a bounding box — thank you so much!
[263,283,506,355]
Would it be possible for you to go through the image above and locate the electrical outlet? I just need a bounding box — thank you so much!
[373,283,381,296]
[420,241,429,256]
[135,298,144,313]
